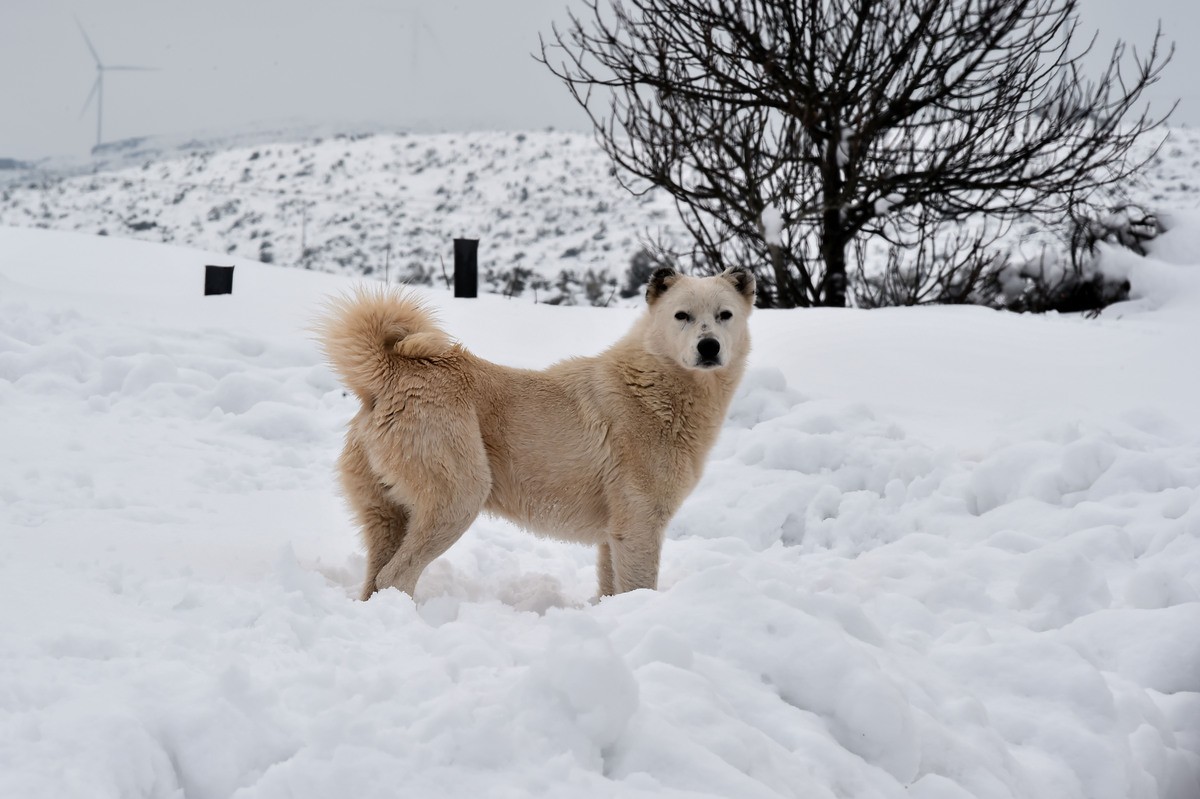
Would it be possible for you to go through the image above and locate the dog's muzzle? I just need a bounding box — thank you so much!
[696,337,721,368]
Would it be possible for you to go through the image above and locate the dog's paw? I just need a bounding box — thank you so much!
[375,561,403,591]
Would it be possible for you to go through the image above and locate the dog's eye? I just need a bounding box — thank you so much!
[674,311,691,322]
[718,310,733,321]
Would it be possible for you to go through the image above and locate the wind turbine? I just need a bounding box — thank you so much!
[404,3,439,76]
[75,17,157,149]
[367,3,440,79]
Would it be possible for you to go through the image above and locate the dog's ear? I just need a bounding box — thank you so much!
[721,266,756,303]
[645,267,680,305]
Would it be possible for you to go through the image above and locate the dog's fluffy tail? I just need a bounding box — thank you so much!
[317,287,453,403]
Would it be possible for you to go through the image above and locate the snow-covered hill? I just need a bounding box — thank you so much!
[0,129,683,305]
[2,219,1199,798]
[5,125,1200,308]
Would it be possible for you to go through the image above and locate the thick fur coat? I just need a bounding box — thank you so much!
[319,266,755,599]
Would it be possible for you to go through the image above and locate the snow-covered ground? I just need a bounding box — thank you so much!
[2,217,1198,798]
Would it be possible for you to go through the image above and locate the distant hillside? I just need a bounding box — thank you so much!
[3,125,1198,306]
[0,130,685,305]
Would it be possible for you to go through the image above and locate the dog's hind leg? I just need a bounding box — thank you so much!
[373,435,492,597]
[359,503,410,601]
[375,494,487,596]
[339,438,412,601]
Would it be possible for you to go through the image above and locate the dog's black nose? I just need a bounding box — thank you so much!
[697,338,720,360]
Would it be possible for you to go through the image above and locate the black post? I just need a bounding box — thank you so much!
[204,264,234,296]
[453,238,478,298]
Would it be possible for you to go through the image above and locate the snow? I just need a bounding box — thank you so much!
[836,125,853,168]
[2,214,1200,798]
[873,192,905,216]
[762,205,784,246]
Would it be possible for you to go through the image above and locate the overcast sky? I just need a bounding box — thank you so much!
[1,0,1195,160]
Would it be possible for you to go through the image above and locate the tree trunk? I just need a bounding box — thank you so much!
[767,243,796,308]
[819,227,848,306]
[821,154,849,307]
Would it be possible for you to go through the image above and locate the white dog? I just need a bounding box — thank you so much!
[320,266,755,599]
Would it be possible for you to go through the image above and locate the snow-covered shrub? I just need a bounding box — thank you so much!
[582,268,618,305]
[621,246,675,299]
[1069,203,1162,259]
[995,262,1131,314]
[852,222,1010,309]
[994,204,1159,314]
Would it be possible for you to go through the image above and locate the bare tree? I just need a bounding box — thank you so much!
[539,0,1173,308]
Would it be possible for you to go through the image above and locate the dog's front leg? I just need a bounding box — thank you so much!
[597,542,616,597]
[607,512,669,593]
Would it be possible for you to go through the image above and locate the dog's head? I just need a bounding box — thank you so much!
[643,266,755,372]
